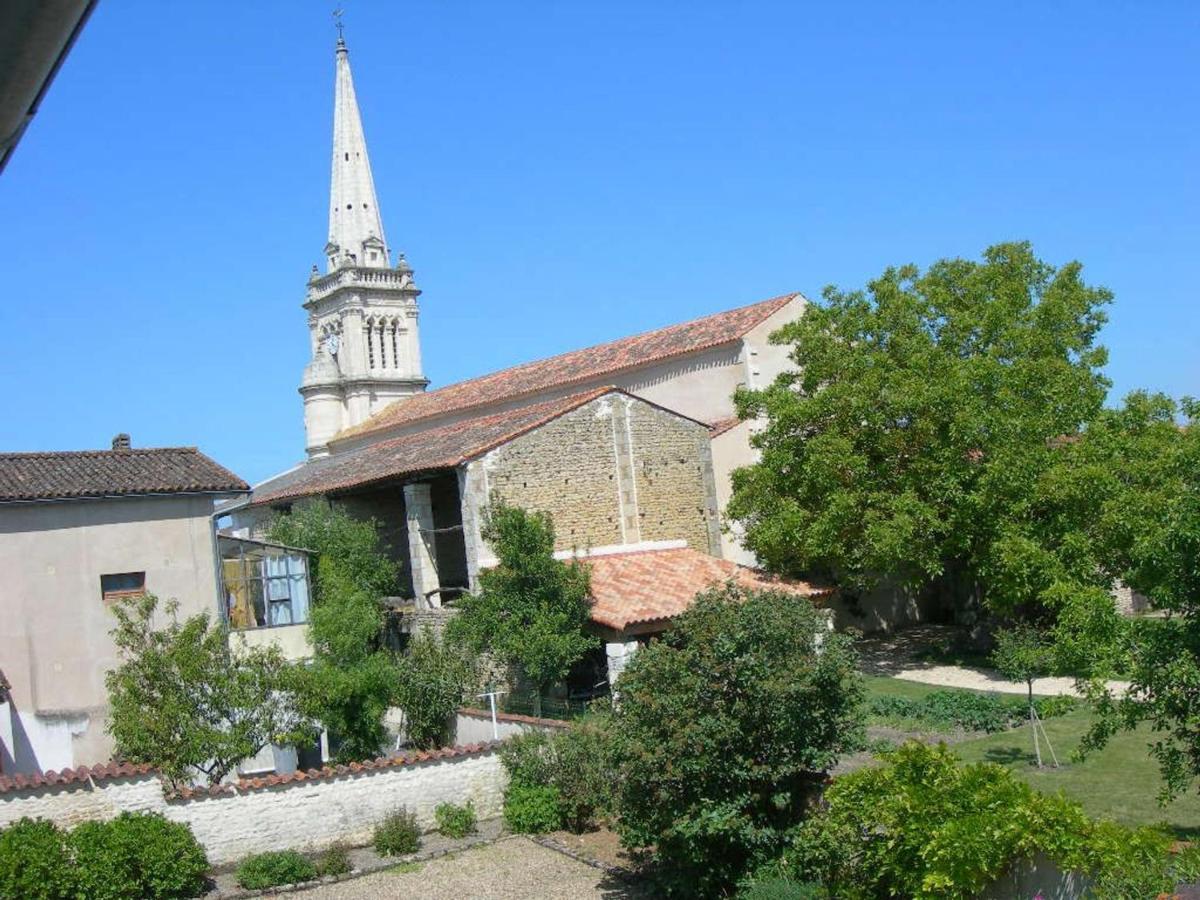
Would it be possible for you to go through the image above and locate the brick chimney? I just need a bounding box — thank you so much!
[111,433,131,450]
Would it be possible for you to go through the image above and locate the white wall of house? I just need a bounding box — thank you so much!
[0,494,225,774]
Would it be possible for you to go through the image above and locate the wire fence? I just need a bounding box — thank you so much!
[498,689,596,721]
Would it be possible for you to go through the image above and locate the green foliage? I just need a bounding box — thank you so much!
[729,243,1114,621]
[267,499,399,600]
[394,628,471,749]
[783,741,1179,900]
[992,623,1055,689]
[0,815,208,900]
[268,501,402,763]
[235,850,317,889]
[446,500,596,711]
[314,843,352,877]
[498,711,617,831]
[611,584,864,897]
[69,813,209,900]
[737,879,826,900]
[503,784,564,834]
[373,808,421,856]
[434,802,478,838]
[105,593,310,787]
[0,818,76,900]
[867,688,1076,733]
[1076,401,1200,798]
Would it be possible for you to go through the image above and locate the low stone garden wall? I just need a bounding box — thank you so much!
[0,710,567,866]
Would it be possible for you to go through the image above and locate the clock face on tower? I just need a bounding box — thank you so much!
[323,333,340,356]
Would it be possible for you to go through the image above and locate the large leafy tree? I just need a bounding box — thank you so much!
[446,500,595,714]
[611,584,863,897]
[1078,395,1200,798]
[728,242,1114,622]
[106,593,310,787]
[268,500,402,762]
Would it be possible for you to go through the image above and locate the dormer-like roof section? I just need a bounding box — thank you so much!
[333,292,798,445]
[0,447,248,503]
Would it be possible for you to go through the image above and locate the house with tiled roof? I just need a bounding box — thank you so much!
[0,436,254,776]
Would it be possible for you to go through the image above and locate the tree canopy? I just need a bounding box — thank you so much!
[446,500,595,711]
[729,242,1115,624]
[106,593,310,787]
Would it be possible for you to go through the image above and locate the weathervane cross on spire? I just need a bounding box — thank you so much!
[333,6,346,41]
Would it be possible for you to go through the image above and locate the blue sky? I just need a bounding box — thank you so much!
[1,1,1196,484]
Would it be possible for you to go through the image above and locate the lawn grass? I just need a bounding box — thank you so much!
[954,707,1200,837]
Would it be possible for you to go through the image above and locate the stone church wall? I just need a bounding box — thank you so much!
[482,395,716,555]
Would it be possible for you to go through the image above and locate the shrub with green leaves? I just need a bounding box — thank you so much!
[70,812,209,899]
[434,801,478,838]
[783,741,1179,900]
[503,784,564,834]
[394,628,471,749]
[867,689,1075,734]
[611,584,863,897]
[315,842,352,877]
[0,817,76,900]
[373,808,421,856]
[737,879,826,900]
[498,710,617,832]
[235,849,317,889]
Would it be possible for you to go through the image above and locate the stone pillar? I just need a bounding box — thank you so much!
[605,639,639,690]
[457,464,487,594]
[404,482,441,608]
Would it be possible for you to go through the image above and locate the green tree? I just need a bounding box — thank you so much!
[611,584,863,897]
[106,593,310,787]
[728,242,1114,623]
[446,500,595,714]
[394,628,472,748]
[1078,396,1200,799]
[268,500,401,762]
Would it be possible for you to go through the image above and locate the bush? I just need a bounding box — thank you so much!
[738,879,825,900]
[373,808,421,856]
[315,842,352,877]
[503,784,563,834]
[611,585,863,897]
[70,812,209,899]
[394,628,471,749]
[235,849,317,890]
[0,817,76,900]
[867,689,1076,734]
[434,802,478,838]
[498,711,617,832]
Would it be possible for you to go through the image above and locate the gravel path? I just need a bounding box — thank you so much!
[298,836,649,899]
[889,664,1129,697]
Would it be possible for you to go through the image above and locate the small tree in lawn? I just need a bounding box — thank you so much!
[446,500,596,715]
[992,623,1057,767]
[611,584,864,897]
[106,593,311,788]
[394,628,473,748]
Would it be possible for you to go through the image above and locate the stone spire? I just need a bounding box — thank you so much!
[325,34,389,272]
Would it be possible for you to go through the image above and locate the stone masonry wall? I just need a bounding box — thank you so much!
[627,399,720,552]
[486,399,624,550]
[483,394,717,555]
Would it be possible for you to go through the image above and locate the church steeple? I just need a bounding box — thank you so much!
[300,25,428,459]
[326,35,389,271]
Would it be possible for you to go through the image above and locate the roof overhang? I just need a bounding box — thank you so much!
[0,0,97,175]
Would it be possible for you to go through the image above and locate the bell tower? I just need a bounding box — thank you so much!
[300,30,427,458]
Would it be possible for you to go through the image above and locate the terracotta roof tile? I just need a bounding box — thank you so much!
[0,447,248,503]
[586,547,832,630]
[0,761,157,795]
[251,387,649,506]
[334,293,797,444]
